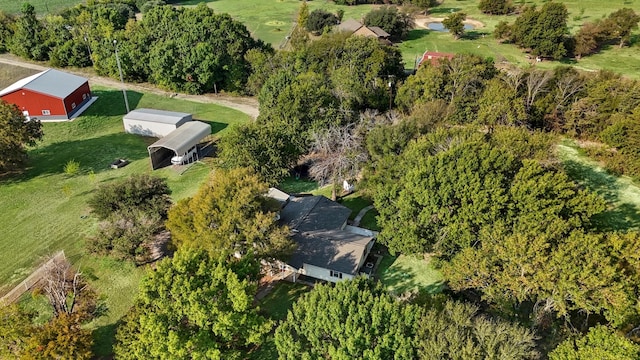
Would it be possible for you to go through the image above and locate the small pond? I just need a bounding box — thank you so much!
[427,22,475,32]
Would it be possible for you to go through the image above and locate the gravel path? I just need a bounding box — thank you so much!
[0,54,260,119]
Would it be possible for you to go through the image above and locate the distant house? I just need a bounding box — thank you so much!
[268,190,376,283]
[336,19,392,44]
[418,51,455,67]
[0,69,93,121]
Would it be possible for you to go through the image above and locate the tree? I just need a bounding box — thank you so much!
[0,100,43,172]
[88,174,172,220]
[479,0,513,15]
[417,300,539,359]
[363,6,413,40]
[8,3,48,60]
[0,305,33,359]
[305,9,337,35]
[23,312,93,360]
[409,0,438,16]
[602,8,640,48]
[477,77,527,128]
[505,3,569,59]
[549,325,640,360]
[0,11,14,53]
[165,167,295,262]
[306,123,368,201]
[442,12,466,39]
[275,278,421,359]
[114,249,272,359]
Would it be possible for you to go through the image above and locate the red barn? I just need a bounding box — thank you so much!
[0,69,93,121]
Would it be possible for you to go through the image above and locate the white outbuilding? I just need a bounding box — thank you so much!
[123,108,192,137]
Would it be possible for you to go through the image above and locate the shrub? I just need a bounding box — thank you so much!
[87,174,172,220]
[306,9,338,35]
[479,0,514,15]
[63,159,80,175]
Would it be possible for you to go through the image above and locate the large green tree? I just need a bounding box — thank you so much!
[442,12,467,39]
[0,101,43,172]
[166,167,295,262]
[275,278,421,359]
[549,325,640,360]
[416,300,539,359]
[363,6,413,40]
[8,3,48,60]
[114,249,272,359]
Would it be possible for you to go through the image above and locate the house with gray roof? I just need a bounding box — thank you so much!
[335,19,392,45]
[270,190,376,283]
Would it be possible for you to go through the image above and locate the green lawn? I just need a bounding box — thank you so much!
[179,0,377,47]
[0,0,82,15]
[558,140,640,232]
[0,86,250,355]
[258,281,310,321]
[0,87,250,292]
[377,254,444,296]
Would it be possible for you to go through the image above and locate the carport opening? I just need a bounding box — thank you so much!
[148,146,175,170]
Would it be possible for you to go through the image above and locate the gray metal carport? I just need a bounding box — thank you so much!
[147,121,211,170]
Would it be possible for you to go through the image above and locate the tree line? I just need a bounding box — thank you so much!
[0,1,267,94]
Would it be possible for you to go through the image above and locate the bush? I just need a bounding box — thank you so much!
[87,210,163,263]
[87,174,172,220]
[306,9,338,34]
[63,159,80,176]
[479,0,514,15]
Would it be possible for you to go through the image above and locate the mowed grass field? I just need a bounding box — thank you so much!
[0,0,82,15]
[558,140,640,232]
[0,75,251,295]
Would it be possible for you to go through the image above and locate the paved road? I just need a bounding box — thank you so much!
[0,54,260,119]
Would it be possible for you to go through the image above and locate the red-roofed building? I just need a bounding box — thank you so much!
[418,51,455,67]
[0,69,93,121]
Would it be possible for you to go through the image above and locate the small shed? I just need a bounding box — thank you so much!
[147,121,211,170]
[123,108,192,137]
[0,69,93,121]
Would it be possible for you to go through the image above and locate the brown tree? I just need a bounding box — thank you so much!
[306,123,368,201]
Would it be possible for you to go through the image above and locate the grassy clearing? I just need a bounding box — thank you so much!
[179,0,377,47]
[0,0,81,15]
[558,140,640,232]
[403,0,640,77]
[377,254,444,295]
[258,281,310,321]
[0,83,250,354]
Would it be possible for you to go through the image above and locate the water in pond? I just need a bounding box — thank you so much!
[427,22,475,32]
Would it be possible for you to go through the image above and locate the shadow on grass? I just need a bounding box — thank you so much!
[563,159,640,231]
[88,89,143,117]
[93,322,119,358]
[405,29,430,41]
[429,7,462,15]
[2,132,149,183]
[195,118,228,135]
[259,282,310,321]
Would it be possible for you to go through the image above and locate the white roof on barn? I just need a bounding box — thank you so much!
[124,108,192,125]
[147,121,211,155]
[0,69,88,98]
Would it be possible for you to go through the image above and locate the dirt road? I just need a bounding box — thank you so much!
[0,54,260,119]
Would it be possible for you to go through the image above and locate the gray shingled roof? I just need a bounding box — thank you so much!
[147,121,211,155]
[368,26,390,38]
[288,229,373,274]
[124,108,192,125]
[278,194,373,275]
[0,69,88,99]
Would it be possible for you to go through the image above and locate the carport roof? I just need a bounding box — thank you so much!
[124,108,192,125]
[147,121,211,155]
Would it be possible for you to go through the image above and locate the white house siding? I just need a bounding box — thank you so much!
[123,120,180,138]
[303,263,355,283]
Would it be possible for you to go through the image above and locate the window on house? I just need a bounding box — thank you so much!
[82,93,87,100]
[71,102,76,109]
[330,270,343,279]
[42,110,50,115]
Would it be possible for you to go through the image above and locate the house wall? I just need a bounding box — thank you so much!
[123,120,178,138]
[1,89,65,117]
[64,82,92,117]
[303,263,355,283]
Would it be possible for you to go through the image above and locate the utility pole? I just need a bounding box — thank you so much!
[113,39,130,113]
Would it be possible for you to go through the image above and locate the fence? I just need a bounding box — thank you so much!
[0,251,66,306]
